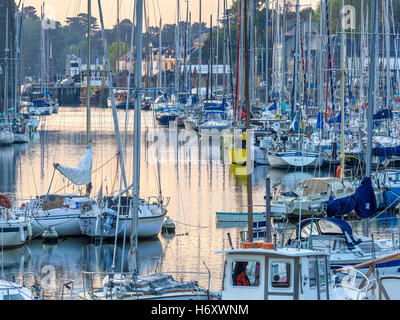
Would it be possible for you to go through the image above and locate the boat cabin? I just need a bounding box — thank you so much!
[287,217,363,252]
[217,244,333,300]
[26,194,96,212]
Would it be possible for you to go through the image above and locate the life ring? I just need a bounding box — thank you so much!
[0,194,11,209]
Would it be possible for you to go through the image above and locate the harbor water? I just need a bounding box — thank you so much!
[0,106,399,299]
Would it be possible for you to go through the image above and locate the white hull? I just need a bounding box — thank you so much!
[0,131,14,145]
[28,107,52,116]
[0,220,30,248]
[267,151,323,168]
[30,210,82,236]
[13,133,29,144]
[79,213,166,238]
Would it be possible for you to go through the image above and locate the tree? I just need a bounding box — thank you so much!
[22,6,38,20]
[108,42,129,71]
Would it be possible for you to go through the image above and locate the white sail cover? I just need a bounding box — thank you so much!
[55,146,92,185]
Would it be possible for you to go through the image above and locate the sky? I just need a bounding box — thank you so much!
[20,0,317,28]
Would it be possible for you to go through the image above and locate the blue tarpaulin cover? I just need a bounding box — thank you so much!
[372,145,400,158]
[325,177,377,219]
[373,108,393,120]
[32,99,49,107]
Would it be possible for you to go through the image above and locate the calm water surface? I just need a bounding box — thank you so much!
[0,106,398,299]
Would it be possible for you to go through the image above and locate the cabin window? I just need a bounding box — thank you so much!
[301,222,319,238]
[318,220,342,235]
[270,262,291,288]
[231,260,260,287]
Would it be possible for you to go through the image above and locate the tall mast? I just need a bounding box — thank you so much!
[360,0,365,122]
[97,0,128,188]
[340,0,346,180]
[87,0,91,145]
[131,0,144,275]
[40,3,45,95]
[158,18,162,90]
[384,0,391,111]
[175,0,180,93]
[216,0,220,92]
[265,0,269,105]
[282,0,286,93]
[365,0,378,237]
[293,0,299,117]
[116,0,120,88]
[4,8,9,113]
[222,0,226,98]
[209,15,213,98]
[198,0,202,96]
[244,0,253,242]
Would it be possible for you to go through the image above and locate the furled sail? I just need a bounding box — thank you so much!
[54,146,92,185]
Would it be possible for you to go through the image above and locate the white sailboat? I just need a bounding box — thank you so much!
[78,0,215,301]
[13,146,100,237]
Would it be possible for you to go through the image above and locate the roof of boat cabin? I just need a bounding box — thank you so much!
[215,247,329,257]
[40,194,92,199]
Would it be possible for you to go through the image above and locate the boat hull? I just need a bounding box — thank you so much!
[31,211,82,236]
[267,151,323,168]
[0,221,29,248]
[79,213,167,238]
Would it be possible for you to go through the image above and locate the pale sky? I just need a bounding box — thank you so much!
[20,0,317,28]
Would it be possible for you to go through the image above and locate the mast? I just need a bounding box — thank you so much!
[282,0,286,93]
[265,0,269,105]
[210,15,213,99]
[131,0,144,275]
[222,0,227,98]
[365,0,378,237]
[384,0,391,111]
[340,0,346,180]
[97,0,128,188]
[116,0,120,88]
[158,18,162,90]
[87,0,91,145]
[198,0,202,96]
[360,0,365,123]
[175,0,180,93]
[292,0,299,118]
[3,8,9,113]
[244,0,253,242]
[216,0,220,93]
[40,3,45,96]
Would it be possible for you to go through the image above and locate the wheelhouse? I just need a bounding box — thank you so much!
[217,246,333,300]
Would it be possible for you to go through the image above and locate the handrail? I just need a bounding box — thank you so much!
[334,251,400,272]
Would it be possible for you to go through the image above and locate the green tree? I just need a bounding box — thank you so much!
[108,42,129,71]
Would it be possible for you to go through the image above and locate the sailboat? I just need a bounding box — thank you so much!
[216,1,369,300]
[13,3,100,237]
[78,0,168,240]
[78,0,217,300]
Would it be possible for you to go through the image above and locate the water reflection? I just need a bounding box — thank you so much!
[0,107,348,298]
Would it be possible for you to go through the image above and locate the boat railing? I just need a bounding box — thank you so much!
[56,279,74,300]
[331,265,370,300]
[81,270,213,300]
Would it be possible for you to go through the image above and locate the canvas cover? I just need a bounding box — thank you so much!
[55,146,92,185]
